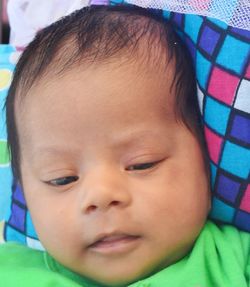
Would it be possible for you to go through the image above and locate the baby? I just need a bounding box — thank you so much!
[1,4,249,287]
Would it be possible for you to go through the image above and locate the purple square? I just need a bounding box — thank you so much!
[199,25,220,55]
[230,114,250,144]
[216,174,240,203]
[234,210,250,232]
[173,13,183,27]
[230,27,250,40]
[13,183,26,206]
[9,203,26,232]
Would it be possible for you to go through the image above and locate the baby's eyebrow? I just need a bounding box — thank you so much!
[30,145,81,160]
[29,127,172,163]
[110,128,170,149]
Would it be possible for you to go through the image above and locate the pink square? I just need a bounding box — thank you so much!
[245,63,250,80]
[208,66,240,105]
[240,185,250,213]
[204,126,223,164]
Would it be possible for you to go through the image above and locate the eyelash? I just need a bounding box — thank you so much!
[47,161,161,186]
[126,161,161,171]
[48,176,79,186]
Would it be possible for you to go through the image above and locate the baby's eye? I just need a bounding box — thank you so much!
[126,161,160,171]
[49,176,79,186]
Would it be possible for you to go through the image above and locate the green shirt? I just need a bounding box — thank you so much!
[0,221,250,287]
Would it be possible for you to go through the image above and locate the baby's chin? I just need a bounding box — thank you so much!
[83,265,164,286]
[82,269,153,287]
[74,249,189,287]
[68,261,158,287]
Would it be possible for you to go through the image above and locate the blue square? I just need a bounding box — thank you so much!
[199,25,221,55]
[184,14,203,43]
[9,203,26,232]
[204,96,231,135]
[196,52,212,89]
[111,0,124,4]
[216,174,240,203]
[220,141,250,179]
[216,35,250,75]
[162,10,171,20]
[26,212,38,239]
[172,13,183,26]
[207,17,228,30]
[230,114,250,144]
[0,168,12,220]
[12,183,26,206]
[209,197,235,223]
[4,224,26,244]
[234,211,250,232]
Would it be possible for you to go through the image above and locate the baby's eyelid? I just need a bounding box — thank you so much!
[48,176,79,186]
[126,160,162,171]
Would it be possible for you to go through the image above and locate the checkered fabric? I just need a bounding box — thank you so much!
[167,12,250,230]
[1,0,250,247]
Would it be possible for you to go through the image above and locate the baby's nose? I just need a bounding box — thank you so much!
[80,167,131,214]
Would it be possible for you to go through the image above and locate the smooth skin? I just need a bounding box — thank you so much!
[17,55,210,286]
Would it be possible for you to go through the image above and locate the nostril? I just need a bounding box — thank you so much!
[111,200,120,206]
[86,205,97,214]
[84,200,122,213]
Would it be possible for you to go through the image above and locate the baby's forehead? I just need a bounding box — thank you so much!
[22,52,174,107]
[15,36,179,154]
[16,58,180,163]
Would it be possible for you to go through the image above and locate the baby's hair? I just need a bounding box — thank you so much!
[6,4,205,182]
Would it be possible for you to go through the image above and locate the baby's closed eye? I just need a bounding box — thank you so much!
[125,160,163,171]
[46,176,79,186]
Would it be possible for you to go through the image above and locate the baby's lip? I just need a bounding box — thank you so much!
[87,232,141,249]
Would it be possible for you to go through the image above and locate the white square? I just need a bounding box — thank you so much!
[234,79,250,113]
[197,84,205,115]
[27,237,45,251]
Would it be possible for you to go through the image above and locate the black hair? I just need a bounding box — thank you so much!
[5,4,204,182]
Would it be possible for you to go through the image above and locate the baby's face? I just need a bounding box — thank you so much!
[18,57,210,286]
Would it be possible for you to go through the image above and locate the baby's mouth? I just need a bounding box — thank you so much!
[88,233,141,254]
